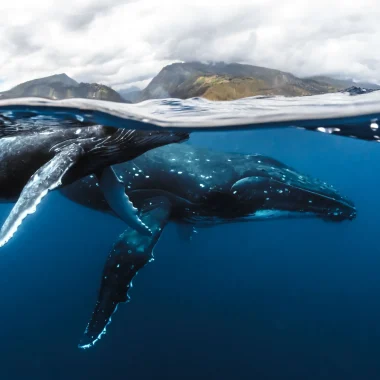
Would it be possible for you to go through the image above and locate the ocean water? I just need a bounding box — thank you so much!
[2,90,380,140]
[1,94,380,379]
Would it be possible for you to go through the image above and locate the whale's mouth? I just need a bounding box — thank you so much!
[240,209,317,221]
[231,170,356,223]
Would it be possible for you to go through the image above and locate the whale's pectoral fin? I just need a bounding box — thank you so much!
[97,166,152,236]
[0,144,84,248]
[78,196,171,349]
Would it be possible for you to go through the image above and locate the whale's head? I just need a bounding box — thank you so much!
[226,155,356,223]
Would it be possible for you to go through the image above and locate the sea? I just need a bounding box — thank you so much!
[1,92,380,379]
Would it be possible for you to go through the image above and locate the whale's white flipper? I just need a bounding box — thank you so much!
[0,144,84,247]
[98,166,152,236]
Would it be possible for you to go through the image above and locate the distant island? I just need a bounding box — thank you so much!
[0,73,126,103]
[1,62,379,103]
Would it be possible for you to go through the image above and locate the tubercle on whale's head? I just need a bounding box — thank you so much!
[230,161,356,222]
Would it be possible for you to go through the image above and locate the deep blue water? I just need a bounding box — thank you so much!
[1,128,380,379]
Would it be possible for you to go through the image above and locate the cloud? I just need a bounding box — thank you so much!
[0,0,379,91]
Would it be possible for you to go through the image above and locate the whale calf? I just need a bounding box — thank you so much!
[60,144,356,348]
[0,114,188,247]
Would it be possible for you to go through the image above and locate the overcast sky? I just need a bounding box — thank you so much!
[0,0,379,91]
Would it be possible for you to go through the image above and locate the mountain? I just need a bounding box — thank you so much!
[305,76,380,91]
[119,86,142,103]
[3,64,379,104]
[138,62,379,102]
[0,73,127,103]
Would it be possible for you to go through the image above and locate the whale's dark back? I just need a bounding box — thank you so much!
[0,122,189,201]
[60,144,289,215]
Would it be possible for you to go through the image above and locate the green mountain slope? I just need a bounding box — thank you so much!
[138,62,379,102]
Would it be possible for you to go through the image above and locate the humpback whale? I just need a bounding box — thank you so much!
[0,90,376,246]
[0,116,188,247]
[60,144,356,348]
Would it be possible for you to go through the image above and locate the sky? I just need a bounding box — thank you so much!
[0,0,379,92]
